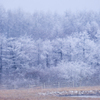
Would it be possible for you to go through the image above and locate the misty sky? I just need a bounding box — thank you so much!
[0,0,100,14]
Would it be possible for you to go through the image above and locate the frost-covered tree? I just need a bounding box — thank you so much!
[0,34,7,84]
[54,61,95,86]
[42,40,53,68]
[0,35,3,84]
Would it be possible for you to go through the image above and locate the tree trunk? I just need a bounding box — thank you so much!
[46,54,49,68]
[0,44,2,85]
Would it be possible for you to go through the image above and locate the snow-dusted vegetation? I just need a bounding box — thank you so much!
[0,6,100,88]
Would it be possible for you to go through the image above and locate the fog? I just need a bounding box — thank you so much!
[0,0,100,14]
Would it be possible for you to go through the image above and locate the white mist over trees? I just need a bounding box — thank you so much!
[0,7,100,88]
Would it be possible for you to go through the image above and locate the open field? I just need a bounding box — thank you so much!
[0,86,100,100]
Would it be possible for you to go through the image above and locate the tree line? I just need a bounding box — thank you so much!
[0,6,100,88]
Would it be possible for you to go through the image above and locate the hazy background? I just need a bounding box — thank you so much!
[0,0,100,14]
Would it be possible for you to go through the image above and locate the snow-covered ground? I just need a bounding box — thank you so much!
[38,90,100,96]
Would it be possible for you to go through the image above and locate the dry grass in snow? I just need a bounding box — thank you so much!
[0,86,100,100]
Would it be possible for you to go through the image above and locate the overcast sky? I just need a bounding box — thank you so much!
[0,0,100,14]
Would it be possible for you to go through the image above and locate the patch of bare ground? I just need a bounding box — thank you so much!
[0,86,100,100]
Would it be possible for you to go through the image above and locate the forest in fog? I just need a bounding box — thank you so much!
[0,6,100,88]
